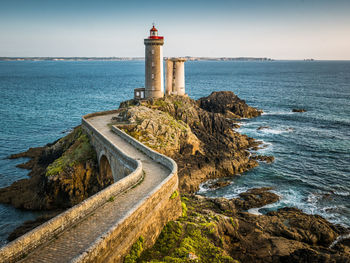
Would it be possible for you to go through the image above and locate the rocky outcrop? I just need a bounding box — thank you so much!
[118,92,267,193]
[133,189,350,263]
[116,105,202,157]
[199,91,263,119]
[251,154,275,163]
[0,126,112,210]
[292,108,307,113]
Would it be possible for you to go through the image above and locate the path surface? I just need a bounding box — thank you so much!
[20,114,170,263]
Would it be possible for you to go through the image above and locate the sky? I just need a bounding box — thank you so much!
[0,0,349,60]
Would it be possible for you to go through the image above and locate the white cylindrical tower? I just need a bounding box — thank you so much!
[173,58,186,96]
[144,25,164,99]
[165,59,174,95]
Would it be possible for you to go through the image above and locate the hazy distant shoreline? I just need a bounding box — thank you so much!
[0,56,274,62]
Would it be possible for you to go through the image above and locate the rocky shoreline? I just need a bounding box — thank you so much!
[1,91,349,262]
[133,189,350,262]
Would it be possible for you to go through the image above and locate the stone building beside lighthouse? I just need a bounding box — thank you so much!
[134,25,186,100]
[165,58,186,96]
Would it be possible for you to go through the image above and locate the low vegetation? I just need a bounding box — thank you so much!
[46,127,96,177]
[124,196,239,263]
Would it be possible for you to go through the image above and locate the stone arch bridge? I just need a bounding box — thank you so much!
[0,110,181,263]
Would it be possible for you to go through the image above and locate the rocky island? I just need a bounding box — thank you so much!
[1,91,349,262]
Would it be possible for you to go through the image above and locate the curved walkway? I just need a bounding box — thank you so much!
[19,113,170,263]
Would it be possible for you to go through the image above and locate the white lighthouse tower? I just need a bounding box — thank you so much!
[144,25,164,98]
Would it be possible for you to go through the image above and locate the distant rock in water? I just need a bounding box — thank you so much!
[257,126,270,130]
[207,180,232,189]
[251,155,275,163]
[198,91,263,118]
[292,108,306,113]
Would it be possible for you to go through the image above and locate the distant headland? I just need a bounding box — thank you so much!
[0,56,274,62]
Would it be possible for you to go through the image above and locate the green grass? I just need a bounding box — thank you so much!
[124,236,144,263]
[170,190,179,200]
[108,196,115,202]
[45,127,96,177]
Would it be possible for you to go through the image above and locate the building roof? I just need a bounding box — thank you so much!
[150,25,158,32]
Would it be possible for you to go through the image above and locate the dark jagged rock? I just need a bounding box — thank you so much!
[251,155,275,163]
[208,180,232,189]
[257,126,270,130]
[234,187,279,210]
[198,91,263,119]
[292,108,306,113]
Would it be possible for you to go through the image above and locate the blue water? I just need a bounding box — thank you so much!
[0,60,349,245]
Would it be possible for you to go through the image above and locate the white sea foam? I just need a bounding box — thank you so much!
[262,111,294,116]
[247,192,282,215]
[223,186,251,199]
[197,181,213,194]
[334,191,350,197]
[329,233,350,249]
[247,208,262,215]
[254,140,273,153]
[258,127,294,135]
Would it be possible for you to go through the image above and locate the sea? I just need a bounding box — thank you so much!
[0,60,349,246]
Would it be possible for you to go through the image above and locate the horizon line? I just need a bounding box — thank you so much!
[1,56,350,61]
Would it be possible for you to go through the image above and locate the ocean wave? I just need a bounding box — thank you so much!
[222,186,251,199]
[197,181,213,194]
[258,127,294,135]
[333,191,350,197]
[262,111,294,116]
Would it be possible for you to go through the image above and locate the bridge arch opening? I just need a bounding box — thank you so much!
[99,155,114,186]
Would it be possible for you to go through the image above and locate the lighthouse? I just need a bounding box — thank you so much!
[144,25,164,98]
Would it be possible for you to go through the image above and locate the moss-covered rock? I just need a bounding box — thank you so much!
[124,196,238,263]
[124,236,145,263]
[0,126,112,210]
[46,127,95,177]
[116,105,202,157]
[44,127,112,208]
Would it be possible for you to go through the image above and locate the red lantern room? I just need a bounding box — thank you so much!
[149,24,163,39]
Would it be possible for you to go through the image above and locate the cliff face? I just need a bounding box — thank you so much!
[0,126,112,210]
[118,91,265,193]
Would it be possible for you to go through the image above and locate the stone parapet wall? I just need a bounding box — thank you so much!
[0,114,142,263]
[72,125,181,262]
[111,125,177,175]
[82,117,137,181]
[72,164,181,263]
